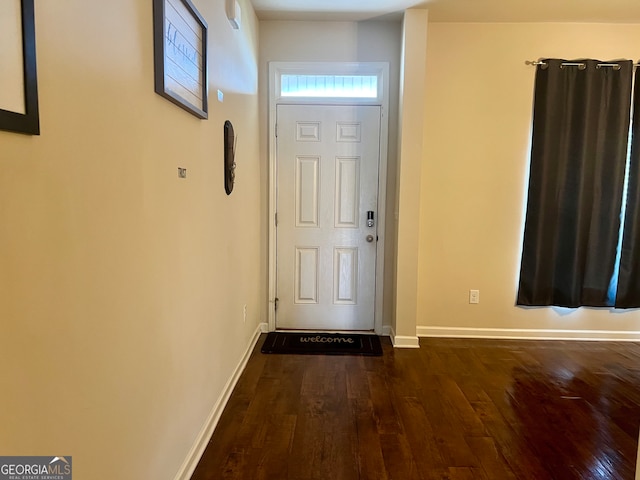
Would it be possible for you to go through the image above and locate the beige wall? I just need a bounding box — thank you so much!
[259,19,403,329]
[0,0,261,479]
[393,9,428,344]
[418,22,640,335]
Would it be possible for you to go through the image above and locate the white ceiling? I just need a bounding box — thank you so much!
[250,0,640,23]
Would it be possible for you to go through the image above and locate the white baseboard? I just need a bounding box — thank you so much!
[389,326,420,348]
[417,326,640,341]
[174,322,267,480]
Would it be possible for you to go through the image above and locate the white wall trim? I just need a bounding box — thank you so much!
[389,326,420,348]
[418,326,640,342]
[173,322,268,480]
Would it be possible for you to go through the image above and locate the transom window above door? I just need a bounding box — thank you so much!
[271,62,388,105]
[280,74,378,98]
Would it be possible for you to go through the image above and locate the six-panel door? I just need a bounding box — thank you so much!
[276,104,381,330]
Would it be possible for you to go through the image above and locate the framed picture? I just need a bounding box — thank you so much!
[0,0,40,135]
[153,0,208,119]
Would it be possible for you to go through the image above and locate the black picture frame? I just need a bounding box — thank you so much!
[153,0,208,119]
[0,0,40,135]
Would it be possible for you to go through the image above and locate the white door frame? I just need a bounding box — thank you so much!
[268,61,390,335]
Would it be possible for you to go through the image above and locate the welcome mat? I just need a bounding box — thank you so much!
[261,332,383,356]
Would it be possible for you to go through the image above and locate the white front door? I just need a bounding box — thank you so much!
[276,104,381,331]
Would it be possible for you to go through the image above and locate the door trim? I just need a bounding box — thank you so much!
[268,62,390,335]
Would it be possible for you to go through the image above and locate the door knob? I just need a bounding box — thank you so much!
[366,235,375,243]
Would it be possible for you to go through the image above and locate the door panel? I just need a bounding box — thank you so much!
[276,105,381,331]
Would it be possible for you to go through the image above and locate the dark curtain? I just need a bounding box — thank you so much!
[517,59,633,307]
[616,67,640,308]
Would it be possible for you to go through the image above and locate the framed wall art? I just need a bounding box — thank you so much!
[153,0,208,119]
[0,0,40,135]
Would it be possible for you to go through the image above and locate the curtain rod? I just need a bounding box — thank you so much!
[526,60,640,69]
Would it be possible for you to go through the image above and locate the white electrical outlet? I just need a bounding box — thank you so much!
[469,290,480,304]
[243,304,247,323]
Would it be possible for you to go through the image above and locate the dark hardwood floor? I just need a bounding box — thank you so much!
[191,335,640,480]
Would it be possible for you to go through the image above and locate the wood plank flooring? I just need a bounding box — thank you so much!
[191,336,640,480]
